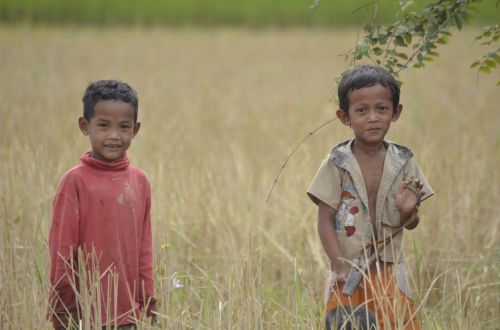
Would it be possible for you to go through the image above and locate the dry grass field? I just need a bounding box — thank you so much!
[0,25,499,329]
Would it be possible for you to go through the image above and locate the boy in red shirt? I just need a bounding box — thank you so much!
[48,80,156,329]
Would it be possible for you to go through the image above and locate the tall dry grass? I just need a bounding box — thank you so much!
[0,25,498,329]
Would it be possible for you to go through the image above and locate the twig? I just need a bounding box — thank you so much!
[266,117,337,204]
[352,1,377,15]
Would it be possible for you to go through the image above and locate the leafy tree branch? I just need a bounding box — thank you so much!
[315,0,499,84]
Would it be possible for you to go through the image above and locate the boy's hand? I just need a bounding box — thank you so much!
[150,314,159,328]
[395,177,423,219]
[331,260,350,284]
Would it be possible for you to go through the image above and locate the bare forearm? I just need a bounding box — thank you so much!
[317,202,346,272]
[318,222,344,269]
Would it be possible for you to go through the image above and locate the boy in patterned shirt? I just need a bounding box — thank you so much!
[308,65,433,329]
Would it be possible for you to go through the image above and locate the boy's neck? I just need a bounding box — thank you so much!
[90,151,125,163]
[352,139,386,157]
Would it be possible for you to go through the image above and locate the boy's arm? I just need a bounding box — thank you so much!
[395,178,422,229]
[138,188,157,316]
[48,189,80,328]
[397,158,434,230]
[317,201,350,278]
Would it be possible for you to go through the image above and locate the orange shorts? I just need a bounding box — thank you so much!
[325,267,421,330]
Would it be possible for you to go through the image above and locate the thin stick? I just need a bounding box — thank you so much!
[266,117,337,204]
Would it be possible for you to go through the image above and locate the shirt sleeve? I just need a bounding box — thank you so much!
[403,157,434,202]
[307,156,343,210]
[48,176,80,328]
[138,181,157,315]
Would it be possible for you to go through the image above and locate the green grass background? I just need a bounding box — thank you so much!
[1,0,499,26]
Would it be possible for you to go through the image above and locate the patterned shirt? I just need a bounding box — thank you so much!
[308,139,433,263]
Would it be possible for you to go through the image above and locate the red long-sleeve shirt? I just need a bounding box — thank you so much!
[48,152,156,328]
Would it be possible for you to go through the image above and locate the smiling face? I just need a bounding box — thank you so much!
[337,84,402,147]
[79,100,140,162]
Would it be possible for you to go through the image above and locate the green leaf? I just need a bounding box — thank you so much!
[417,53,424,63]
[384,63,395,74]
[415,25,425,37]
[395,36,406,47]
[394,24,410,35]
[373,47,384,56]
[470,60,480,68]
[428,50,439,57]
[404,33,412,45]
[427,24,438,37]
[488,49,499,57]
[479,66,492,74]
[485,59,497,68]
[387,49,398,57]
[397,52,409,60]
[436,37,448,44]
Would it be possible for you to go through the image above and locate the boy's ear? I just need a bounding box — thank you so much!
[133,122,141,137]
[336,109,350,127]
[78,117,89,136]
[392,104,403,122]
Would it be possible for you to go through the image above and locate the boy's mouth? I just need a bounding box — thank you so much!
[104,144,122,149]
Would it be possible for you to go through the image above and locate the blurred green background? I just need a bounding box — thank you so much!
[1,0,498,26]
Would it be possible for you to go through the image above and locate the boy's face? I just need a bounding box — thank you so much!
[337,84,402,147]
[79,100,140,162]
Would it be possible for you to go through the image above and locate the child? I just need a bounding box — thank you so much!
[48,80,156,329]
[307,65,433,329]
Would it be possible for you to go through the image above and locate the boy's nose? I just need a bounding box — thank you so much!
[108,129,120,139]
[367,111,378,122]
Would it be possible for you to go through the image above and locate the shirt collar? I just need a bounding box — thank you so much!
[329,139,413,172]
[80,151,130,171]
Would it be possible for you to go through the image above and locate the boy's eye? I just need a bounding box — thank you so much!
[377,106,388,111]
[98,123,108,128]
[355,108,366,113]
[121,124,132,129]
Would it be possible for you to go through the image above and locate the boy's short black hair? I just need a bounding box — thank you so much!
[82,80,139,122]
[338,65,400,115]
